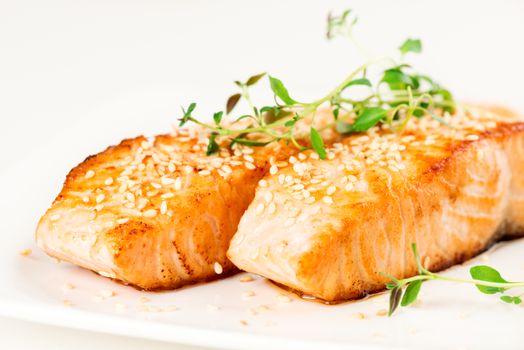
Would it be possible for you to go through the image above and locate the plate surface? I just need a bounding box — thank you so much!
[1,121,524,350]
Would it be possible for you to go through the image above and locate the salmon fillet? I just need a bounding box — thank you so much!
[36,114,339,290]
[227,106,524,302]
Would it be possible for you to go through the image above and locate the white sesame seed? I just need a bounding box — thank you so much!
[160,201,168,215]
[50,214,61,222]
[198,170,211,176]
[174,177,182,191]
[258,179,268,187]
[99,289,116,298]
[326,185,336,195]
[138,297,150,304]
[245,162,256,170]
[62,283,75,292]
[143,209,157,218]
[214,262,223,274]
[242,291,256,298]
[269,165,278,175]
[267,202,276,214]
[240,275,255,282]
[84,170,95,179]
[264,191,273,203]
[161,177,176,185]
[161,192,174,199]
[305,196,315,204]
[277,295,292,303]
[117,218,129,224]
[95,194,105,203]
[322,196,333,204]
[19,248,32,257]
[104,177,114,186]
[466,134,479,141]
[255,203,265,215]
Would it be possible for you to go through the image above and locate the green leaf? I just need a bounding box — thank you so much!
[179,102,197,127]
[310,127,326,160]
[230,138,272,147]
[351,107,386,132]
[388,287,403,316]
[470,265,508,294]
[381,68,415,90]
[500,295,521,304]
[245,72,266,86]
[269,76,298,105]
[344,78,372,89]
[206,133,219,156]
[401,280,423,307]
[262,106,292,124]
[213,111,223,125]
[226,93,241,114]
[399,38,422,55]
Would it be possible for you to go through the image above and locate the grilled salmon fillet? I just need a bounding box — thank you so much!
[36,114,339,290]
[228,106,524,302]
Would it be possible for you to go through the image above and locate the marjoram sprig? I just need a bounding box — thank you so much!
[383,244,524,316]
[178,9,456,158]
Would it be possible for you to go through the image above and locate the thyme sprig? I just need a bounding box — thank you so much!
[384,244,524,316]
[179,9,456,157]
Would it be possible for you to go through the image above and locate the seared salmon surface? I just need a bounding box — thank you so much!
[36,114,338,290]
[228,106,524,301]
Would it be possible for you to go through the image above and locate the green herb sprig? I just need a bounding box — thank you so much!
[383,244,524,316]
[179,9,456,157]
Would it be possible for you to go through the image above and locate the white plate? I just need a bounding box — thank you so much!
[1,120,524,350]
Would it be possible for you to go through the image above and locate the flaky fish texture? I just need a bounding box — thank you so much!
[35,131,286,289]
[36,112,339,290]
[228,106,524,302]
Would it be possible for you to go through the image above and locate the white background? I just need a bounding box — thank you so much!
[0,0,523,349]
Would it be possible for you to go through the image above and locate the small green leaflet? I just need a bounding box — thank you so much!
[344,78,372,89]
[179,102,196,127]
[500,295,522,304]
[470,265,508,294]
[401,280,422,306]
[399,38,422,55]
[381,68,416,90]
[245,72,266,86]
[310,127,326,159]
[213,111,223,126]
[226,94,241,114]
[351,107,387,132]
[206,133,219,156]
[269,76,298,105]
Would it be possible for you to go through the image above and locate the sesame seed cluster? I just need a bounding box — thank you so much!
[64,127,283,224]
[251,107,507,223]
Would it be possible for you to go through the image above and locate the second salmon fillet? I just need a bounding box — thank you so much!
[228,106,524,302]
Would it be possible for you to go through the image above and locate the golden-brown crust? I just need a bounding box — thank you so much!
[228,106,524,301]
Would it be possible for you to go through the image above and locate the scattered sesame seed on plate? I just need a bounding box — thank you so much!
[376,309,387,317]
[242,291,256,298]
[277,294,292,303]
[239,275,255,282]
[19,248,32,257]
